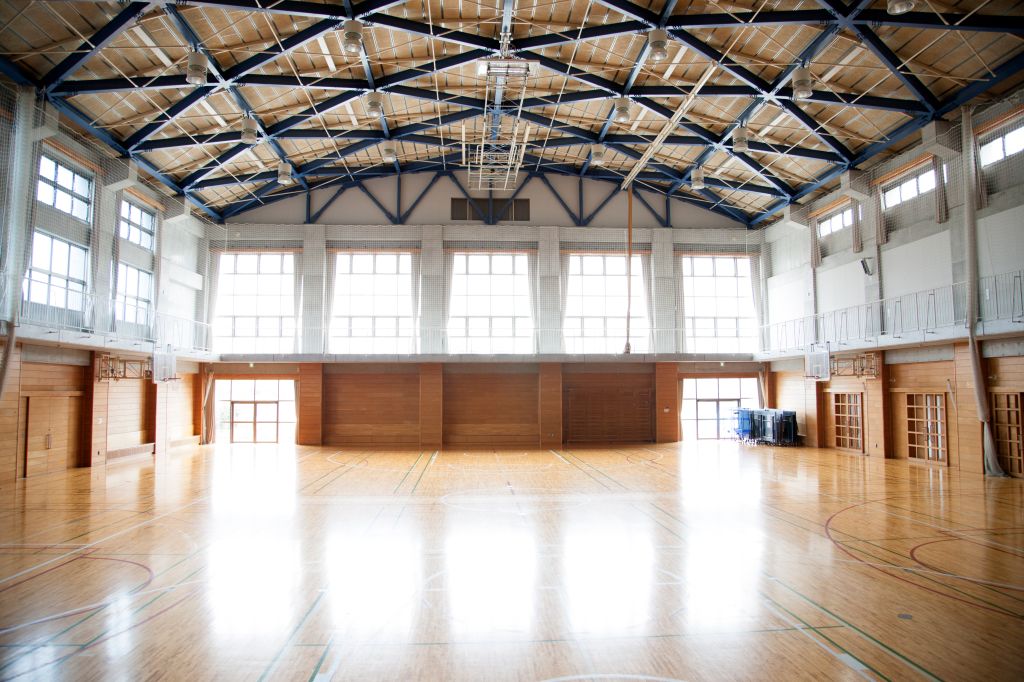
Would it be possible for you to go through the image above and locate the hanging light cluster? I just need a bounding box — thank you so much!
[791,65,813,100]
[733,124,749,153]
[590,144,606,166]
[342,20,364,54]
[647,29,669,63]
[277,162,293,185]
[691,166,705,190]
[612,97,632,123]
[364,92,384,118]
[185,50,207,86]
[240,116,259,145]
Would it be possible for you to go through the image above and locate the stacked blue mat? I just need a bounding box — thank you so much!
[735,408,799,445]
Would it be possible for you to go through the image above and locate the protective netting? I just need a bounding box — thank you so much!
[760,93,1024,356]
[2,80,1021,360]
[0,85,217,358]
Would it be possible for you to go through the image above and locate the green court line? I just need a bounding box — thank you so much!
[409,451,438,495]
[258,592,326,682]
[392,450,426,494]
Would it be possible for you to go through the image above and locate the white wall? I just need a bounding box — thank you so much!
[817,260,868,312]
[978,205,1024,278]
[881,230,953,298]
[767,268,811,324]
[227,170,743,230]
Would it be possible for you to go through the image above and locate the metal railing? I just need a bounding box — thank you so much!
[758,271,1024,355]
[15,283,211,354]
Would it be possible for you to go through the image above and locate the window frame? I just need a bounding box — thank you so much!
[36,154,94,223]
[118,198,157,251]
[447,251,534,354]
[679,254,756,354]
[212,251,298,354]
[23,230,89,312]
[329,251,417,354]
[114,261,154,326]
[563,252,650,354]
[978,114,1024,168]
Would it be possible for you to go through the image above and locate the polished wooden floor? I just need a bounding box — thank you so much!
[0,441,1022,681]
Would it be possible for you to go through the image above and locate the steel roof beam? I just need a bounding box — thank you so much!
[41,2,153,90]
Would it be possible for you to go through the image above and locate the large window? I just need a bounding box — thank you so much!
[681,255,755,353]
[213,253,296,354]
[564,254,648,354]
[448,252,533,354]
[36,155,92,222]
[979,120,1024,167]
[681,377,759,441]
[330,252,416,354]
[114,262,153,325]
[881,166,938,210]
[119,199,156,251]
[23,231,88,311]
[817,204,856,237]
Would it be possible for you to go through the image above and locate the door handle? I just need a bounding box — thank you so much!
[45,433,52,449]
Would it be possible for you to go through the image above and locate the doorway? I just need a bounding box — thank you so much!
[216,380,297,444]
[682,377,760,441]
[25,395,82,476]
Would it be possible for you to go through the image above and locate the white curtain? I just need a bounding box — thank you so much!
[440,250,454,352]
[409,249,421,353]
[205,250,222,352]
[932,156,949,223]
[640,252,655,351]
[851,200,864,253]
[674,254,686,353]
[323,252,338,353]
[527,249,539,352]
[873,191,887,245]
[558,251,570,353]
[810,224,822,268]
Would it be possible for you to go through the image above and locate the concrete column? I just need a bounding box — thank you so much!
[419,226,445,353]
[651,230,676,353]
[537,226,562,353]
[300,225,326,354]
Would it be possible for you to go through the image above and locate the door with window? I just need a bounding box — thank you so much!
[682,377,760,441]
[906,393,946,464]
[696,399,740,439]
[831,392,863,452]
[216,380,297,444]
[991,392,1023,477]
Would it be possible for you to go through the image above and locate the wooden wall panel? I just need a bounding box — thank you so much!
[563,369,653,443]
[539,363,562,448]
[323,367,419,445]
[954,343,984,475]
[297,363,323,445]
[887,360,958,466]
[443,368,539,446]
[0,341,22,484]
[106,379,149,452]
[655,363,680,443]
[84,352,106,467]
[987,355,1024,390]
[167,374,197,444]
[18,361,88,474]
[19,362,86,394]
[773,371,822,447]
[420,364,442,448]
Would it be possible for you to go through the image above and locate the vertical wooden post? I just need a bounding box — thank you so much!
[297,363,323,445]
[83,351,108,468]
[538,363,562,448]
[655,362,680,443]
[0,341,21,483]
[149,380,168,468]
[419,363,442,448]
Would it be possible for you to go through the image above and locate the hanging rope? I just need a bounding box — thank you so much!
[624,186,633,355]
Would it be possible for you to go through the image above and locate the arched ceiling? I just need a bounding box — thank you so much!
[1,0,1022,225]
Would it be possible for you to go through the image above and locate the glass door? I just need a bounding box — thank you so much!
[696,399,740,439]
[230,401,279,443]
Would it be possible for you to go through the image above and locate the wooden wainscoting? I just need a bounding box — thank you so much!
[443,365,539,447]
[323,364,420,446]
[563,366,654,443]
[106,377,152,456]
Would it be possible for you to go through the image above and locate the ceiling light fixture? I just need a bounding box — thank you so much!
[364,91,384,118]
[240,116,258,145]
[612,97,632,124]
[791,65,813,100]
[887,0,915,14]
[590,144,606,166]
[647,29,669,63]
[691,166,705,190]
[733,124,749,153]
[276,162,293,185]
[342,20,364,54]
[381,143,397,164]
[185,50,207,86]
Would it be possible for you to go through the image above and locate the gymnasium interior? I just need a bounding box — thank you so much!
[0,0,1023,679]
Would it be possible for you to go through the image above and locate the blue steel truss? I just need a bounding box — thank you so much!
[0,0,1020,226]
